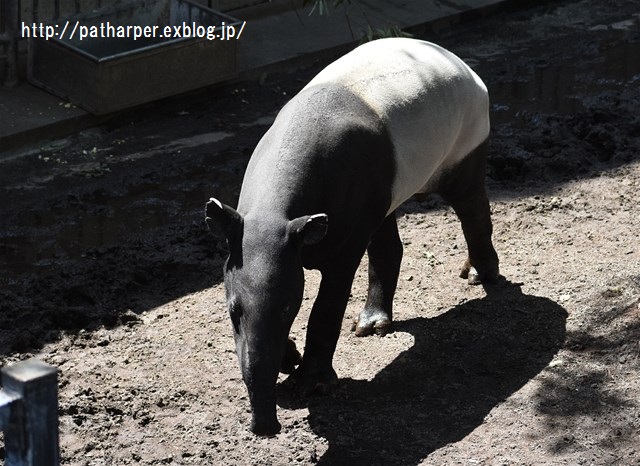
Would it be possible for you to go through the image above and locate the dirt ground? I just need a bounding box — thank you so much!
[1,0,639,464]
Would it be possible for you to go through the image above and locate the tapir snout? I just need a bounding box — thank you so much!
[240,346,282,436]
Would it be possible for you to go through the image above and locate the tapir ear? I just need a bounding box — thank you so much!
[205,197,242,240]
[288,214,328,246]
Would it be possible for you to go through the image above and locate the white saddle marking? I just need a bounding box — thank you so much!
[303,38,489,215]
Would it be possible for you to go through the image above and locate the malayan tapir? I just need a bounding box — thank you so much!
[205,38,499,436]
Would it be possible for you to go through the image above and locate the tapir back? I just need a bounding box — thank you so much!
[303,38,490,215]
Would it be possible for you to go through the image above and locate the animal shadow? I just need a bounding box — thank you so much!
[303,281,567,465]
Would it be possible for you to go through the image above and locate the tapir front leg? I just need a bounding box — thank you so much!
[439,141,499,284]
[354,213,403,337]
[286,264,359,394]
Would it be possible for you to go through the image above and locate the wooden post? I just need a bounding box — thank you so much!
[0,359,59,466]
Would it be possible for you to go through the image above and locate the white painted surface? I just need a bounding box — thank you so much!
[304,38,489,215]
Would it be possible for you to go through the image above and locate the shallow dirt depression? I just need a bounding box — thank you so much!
[1,0,639,465]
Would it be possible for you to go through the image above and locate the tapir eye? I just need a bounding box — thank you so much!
[229,300,243,334]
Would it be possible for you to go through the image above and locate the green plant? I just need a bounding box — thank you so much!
[361,24,413,42]
[301,0,412,42]
[302,0,351,16]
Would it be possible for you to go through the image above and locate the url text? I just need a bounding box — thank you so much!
[21,21,246,41]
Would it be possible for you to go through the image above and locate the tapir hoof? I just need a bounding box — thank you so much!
[251,417,281,437]
[282,365,338,396]
[280,338,302,374]
[460,262,500,285]
[352,308,392,337]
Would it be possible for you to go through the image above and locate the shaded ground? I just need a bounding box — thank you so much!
[1,0,639,464]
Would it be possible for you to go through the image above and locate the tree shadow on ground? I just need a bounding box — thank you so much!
[296,281,567,465]
[530,276,640,457]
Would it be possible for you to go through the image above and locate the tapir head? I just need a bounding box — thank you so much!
[205,198,327,436]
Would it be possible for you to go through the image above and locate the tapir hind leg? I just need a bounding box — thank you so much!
[439,140,499,284]
[353,213,403,337]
